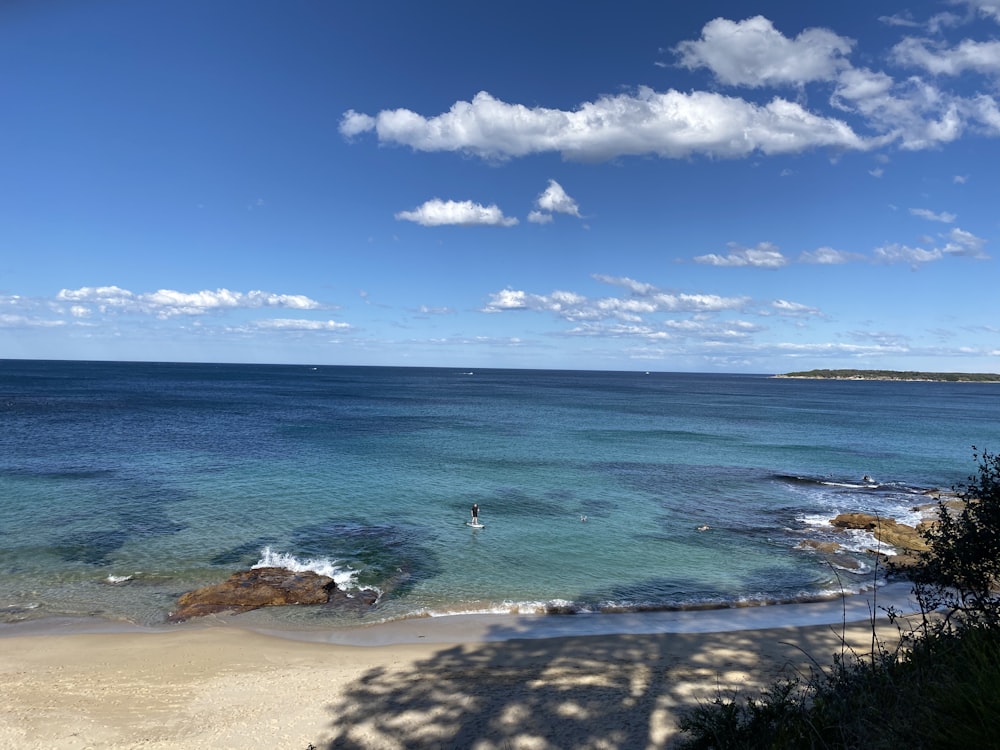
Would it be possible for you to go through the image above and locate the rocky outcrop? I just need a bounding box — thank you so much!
[168,566,376,622]
[795,540,863,570]
[830,513,930,553]
[797,540,842,554]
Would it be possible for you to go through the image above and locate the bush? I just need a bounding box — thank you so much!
[677,449,1000,749]
[909,447,1000,630]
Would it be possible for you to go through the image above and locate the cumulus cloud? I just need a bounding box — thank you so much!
[674,15,855,87]
[341,88,868,162]
[694,242,788,268]
[482,278,750,324]
[535,179,581,217]
[527,210,553,224]
[55,286,324,318]
[343,13,1000,163]
[395,198,518,226]
[910,207,957,222]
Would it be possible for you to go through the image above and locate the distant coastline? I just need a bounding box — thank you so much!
[774,369,1000,383]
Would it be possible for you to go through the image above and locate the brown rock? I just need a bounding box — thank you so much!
[830,513,929,553]
[797,540,842,554]
[169,567,336,622]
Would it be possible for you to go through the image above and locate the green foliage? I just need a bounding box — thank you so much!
[677,449,1000,749]
[678,624,1000,749]
[910,447,1000,629]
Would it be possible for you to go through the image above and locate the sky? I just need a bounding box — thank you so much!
[3,0,1000,373]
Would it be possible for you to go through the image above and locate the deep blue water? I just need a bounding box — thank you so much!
[2,360,998,631]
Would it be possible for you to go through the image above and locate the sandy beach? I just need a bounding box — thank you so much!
[0,609,913,750]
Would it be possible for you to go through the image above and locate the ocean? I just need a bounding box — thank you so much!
[2,360,998,634]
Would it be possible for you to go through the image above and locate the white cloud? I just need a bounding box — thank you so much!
[771,299,821,317]
[799,246,860,264]
[344,14,1000,165]
[535,179,581,217]
[415,305,453,315]
[251,319,351,331]
[527,210,553,224]
[674,15,855,87]
[873,243,943,264]
[880,11,963,33]
[694,242,788,268]
[892,37,1000,76]
[339,110,376,137]
[342,88,868,162]
[55,286,324,318]
[0,313,66,328]
[944,227,989,257]
[482,278,751,324]
[910,207,957,222]
[873,227,988,264]
[591,275,656,295]
[963,0,1000,22]
[395,198,518,227]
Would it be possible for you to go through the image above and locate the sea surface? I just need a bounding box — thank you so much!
[2,360,998,634]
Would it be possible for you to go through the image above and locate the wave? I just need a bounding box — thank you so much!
[773,472,882,489]
[252,546,360,589]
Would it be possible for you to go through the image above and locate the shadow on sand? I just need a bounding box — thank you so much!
[316,613,899,749]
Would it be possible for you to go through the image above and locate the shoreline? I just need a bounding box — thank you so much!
[0,582,920,645]
[0,588,923,749]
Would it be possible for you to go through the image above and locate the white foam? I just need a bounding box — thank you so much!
[252,546,358,588]
[104,574,134,585]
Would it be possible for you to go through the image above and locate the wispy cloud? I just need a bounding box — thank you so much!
[799,246,862,264]
[910,207,957,222]
[694,242,788,268]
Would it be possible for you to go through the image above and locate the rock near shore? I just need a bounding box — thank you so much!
[168,566,377,622]
[830,513,931,553]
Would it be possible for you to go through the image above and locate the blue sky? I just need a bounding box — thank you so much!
[3,0,1000,372]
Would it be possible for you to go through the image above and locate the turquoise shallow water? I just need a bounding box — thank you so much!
[2,360,998,632]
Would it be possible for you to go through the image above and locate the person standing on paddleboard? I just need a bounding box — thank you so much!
[471,503,479,524]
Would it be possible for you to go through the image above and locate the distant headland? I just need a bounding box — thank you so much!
[774,369,1000,383]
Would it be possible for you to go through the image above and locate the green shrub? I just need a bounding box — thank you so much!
[677,449,1000,749]
[910,448,1000,630]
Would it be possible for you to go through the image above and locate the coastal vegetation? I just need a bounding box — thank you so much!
[775,369,1000,382]
[677,449,1000,749]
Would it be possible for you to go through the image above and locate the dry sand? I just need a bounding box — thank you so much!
[0,615,911,750]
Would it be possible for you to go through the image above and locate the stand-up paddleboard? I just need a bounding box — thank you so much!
[466,520,485,529]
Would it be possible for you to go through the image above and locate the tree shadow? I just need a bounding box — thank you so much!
[316,613,891,749]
